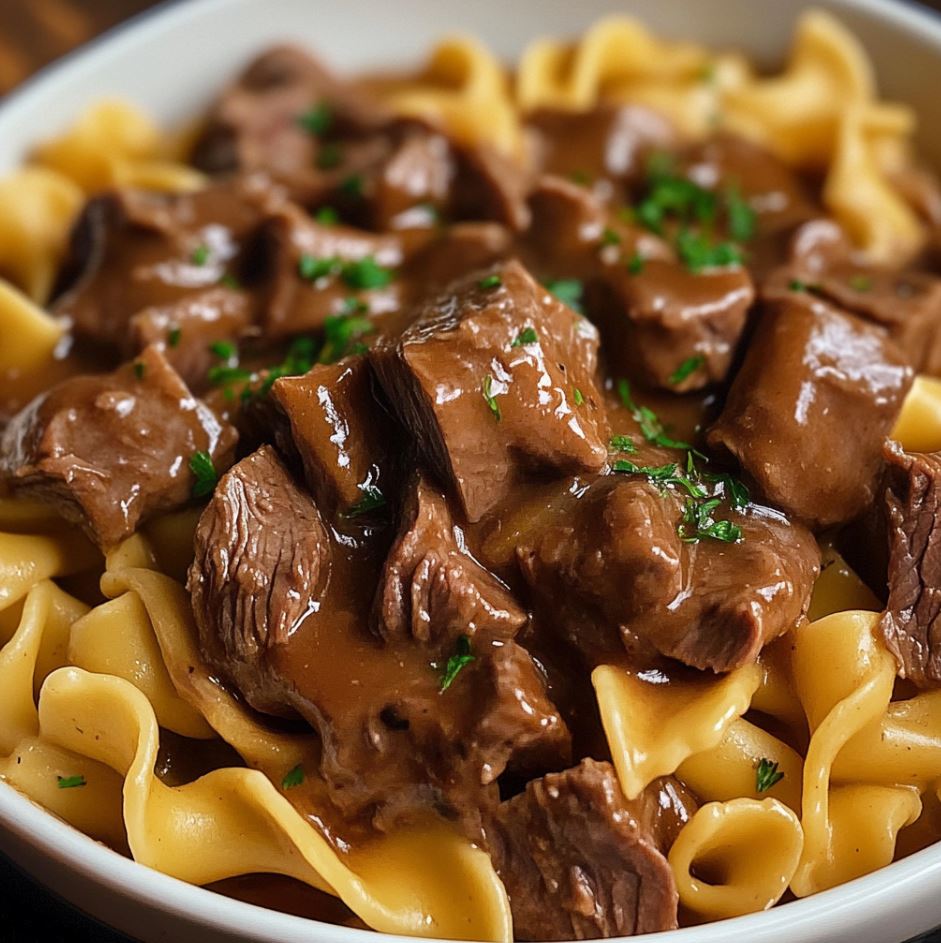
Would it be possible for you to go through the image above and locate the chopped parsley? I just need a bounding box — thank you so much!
[789,278,809,293]
[705,471,751,509]
[678,497,742,544]
[314,205,339,226]
[346,484,386,518]
[208,364,253,388]
[251,336,319,400]
[319,312,374,364]
[298,254,339,281]
[612,459,706,499]
[668,354,705,386]
[56,774,86,789]
[482,374,501,421]
[609,434,637,454]
[512,327,538,348]
[282,764,305,789]
[440,635,475,692]
[133,361,145,380]
[219,273,241,290]
[189,451,217,499]
[601,227,621,247]
[627,253,646,275]
[478,273,503,291]
[616,378,698,453]
[209,339,236,360]
[545,278,583,313]
[755,757,785,793]
[573,386,585,406]
[296,102,333,136]
[676,229,742,273]
[339,174,364,198]
[726,187,756,243]
[850,274,873,292]
[190,244,210,266]
[316,142,343,170]
[168,326,182,348]
[341,256,393,290]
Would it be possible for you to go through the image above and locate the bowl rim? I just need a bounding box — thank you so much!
[3,0,941,940]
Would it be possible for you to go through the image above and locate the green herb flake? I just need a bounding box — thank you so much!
[282,764,305,790]
[296,102,333,136]
[133,361,145,381]
[316,142,343,170]
[512,327,538,348]
[850,274,873,293]
[339,174,364,198]
[341,256,393,291]
[545,278,583,313]
[346,484,386,519]
[482,374,502,421]
[168,327,182,348]
[612,460,706,499]
[478,274,503,291]
[573,387,585,406]
[298,254,340,282]
[209,340,236,360]
[678,497,742,544]
[315,206,339,226]
[676,229,742,273]
[319,312,375,364]
[600,227,621,247]
[440,635,475,692]
[189,451,217,499]
[668,354,705,386]
[219,274,241,290]
[705,471,751,509]
[726,187,756,243]
[609,434,637,454]
[57,774,86,789]
[208,364,253,387]
[755,757,784,793]
[190,244,210,266]
[788,278,808,293]
[627,253,646,275]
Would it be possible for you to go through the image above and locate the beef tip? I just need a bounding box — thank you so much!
[270,356,393,515]
[188,445,331,717]
[191,45,388,178]
[127,287,251,389]
[527,104,678,192]
[54,176,283,349]
[586,258,755,392]
[766,220,941,376]
[518,475,820,672]
[880,441,941,687]
[372,475,527,645]
[524,175,671,278]
[449,142,532,232]
[371,259,609,522]
[1,345,237,548]
[255,202,408,337]
[626,776,699,856]
[708,295,914,529]
[488,758,678,940]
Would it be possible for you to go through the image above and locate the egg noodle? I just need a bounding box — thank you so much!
[1,10,941,939]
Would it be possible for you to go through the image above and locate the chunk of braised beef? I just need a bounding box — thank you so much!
[372,475,527,645]
[627,776,700,856]
[527,104,678,192]
[127,287,251,389]
[1,346,237,549]
[518,475,820,672]
[708,295,914,529]
[270,356,394,515]
[54,177,283,348]
[188,445,331,717]
[586,258,755,392]
[488,759,679,941]
[255,202,408,337]
[765,219,941,376]
[191,45,389,178]
[880,441,941,688]
[371,259,609,522]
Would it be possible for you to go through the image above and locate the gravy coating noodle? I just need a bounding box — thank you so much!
[3,8,941,941]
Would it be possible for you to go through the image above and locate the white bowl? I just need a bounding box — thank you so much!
[2,0,941,941]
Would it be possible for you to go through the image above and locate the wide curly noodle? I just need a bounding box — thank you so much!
[2,10,941,939]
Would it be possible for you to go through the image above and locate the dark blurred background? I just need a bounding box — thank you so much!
[2,0,941,940]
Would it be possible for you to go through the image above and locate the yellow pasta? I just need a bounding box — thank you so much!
[593,662,760,799]
[380,38,522,156]
[808,545,881,622]
[0,168,82,302]
[893,375,941,452]
[669,798,803,920]
[0,279,65,373]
